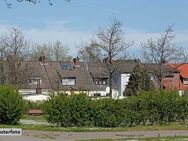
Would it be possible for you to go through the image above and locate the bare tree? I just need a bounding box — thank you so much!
[78,41,102,62]
[0,37,7,84]
[31,43,53,61]
[85,19,133,98]
[142,26,187,90]
[52,41,72,62]
[31,41,72,61]
[4,0,70,8]
[0,27,32,88]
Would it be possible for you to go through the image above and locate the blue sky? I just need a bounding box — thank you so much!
[0,0,188,56]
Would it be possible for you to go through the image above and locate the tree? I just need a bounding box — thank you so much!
[52,41,72,62]
[140,67,154,91]
[84,19,133,98]
[31,41,72,61]
[0,85,24,125]
[31,43,53,61]
[142,26,186,90]
[78,42,102,62]
[0,27,32,88]
[123,64,154,96]
[4,0,70,8]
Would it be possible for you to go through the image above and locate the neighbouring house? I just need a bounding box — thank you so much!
[86,60,118,98]
[20,57,119,101]
[168,63,188,95]
[145,63,180,90]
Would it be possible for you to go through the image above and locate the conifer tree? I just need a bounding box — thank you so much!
[123,64,154,96]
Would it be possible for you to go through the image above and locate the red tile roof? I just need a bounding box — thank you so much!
[168,64,188,78]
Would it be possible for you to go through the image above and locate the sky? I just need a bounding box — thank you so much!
[0,0,188,57]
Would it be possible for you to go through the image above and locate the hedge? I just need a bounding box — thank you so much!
[44,90,188,127]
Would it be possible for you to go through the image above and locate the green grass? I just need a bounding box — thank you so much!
[1,122,188,132]
[77,136,188,141]
[1,115,188,132]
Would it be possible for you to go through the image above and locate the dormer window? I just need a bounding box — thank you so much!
[62,63,71,70]
[62,77,76,86]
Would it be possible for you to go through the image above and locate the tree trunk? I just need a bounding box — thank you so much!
[109,73,113,98]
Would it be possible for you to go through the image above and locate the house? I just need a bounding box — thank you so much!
[144,63,180,90]
[168,63,188,95]
[19,56,184,101]
[19,57,119,101]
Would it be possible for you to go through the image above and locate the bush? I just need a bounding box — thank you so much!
[92,99,126,127]
[44,93,93,127]
[44,90,188,127]
[0,85,24,124]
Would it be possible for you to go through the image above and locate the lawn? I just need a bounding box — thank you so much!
[0,115,188,132]
[1,117,188,132]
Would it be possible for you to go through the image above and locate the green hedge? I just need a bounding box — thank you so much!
[44,91,188,127]
[0,85,24,124]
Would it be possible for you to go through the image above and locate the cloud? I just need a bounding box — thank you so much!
[0,21,92,56]
[0,21,187,57]
[124,28,188,57]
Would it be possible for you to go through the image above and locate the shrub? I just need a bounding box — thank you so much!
[44,90,188,127]
[92,99,126,127]
[44,93,93,127]
[0,85,24,124]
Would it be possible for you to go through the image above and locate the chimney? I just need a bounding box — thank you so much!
[36,79,42,94]
[39,56,48,64]
[36,88,42,94]
[73,57,80,68]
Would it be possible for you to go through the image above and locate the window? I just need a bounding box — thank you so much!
[184,78,188,85]
[94,78,108,85]
[62,77,76,86]
[28,77,42,85]
[62,63,71,70]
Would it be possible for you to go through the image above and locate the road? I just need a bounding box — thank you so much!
[0,130,188,141]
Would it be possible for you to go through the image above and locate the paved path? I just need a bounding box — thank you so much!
[1,130,188,141]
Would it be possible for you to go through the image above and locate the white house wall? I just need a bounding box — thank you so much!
[19,86,119,101]
[120,73,130,97]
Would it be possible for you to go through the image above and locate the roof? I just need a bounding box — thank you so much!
[168,63,188,78]
[20,60,110,91]
[87,61,109,77]
[145,63,179,76]
[114,60,142,73]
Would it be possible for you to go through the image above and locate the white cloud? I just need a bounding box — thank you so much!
[0,21,92,56]
[0,21,187,57]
